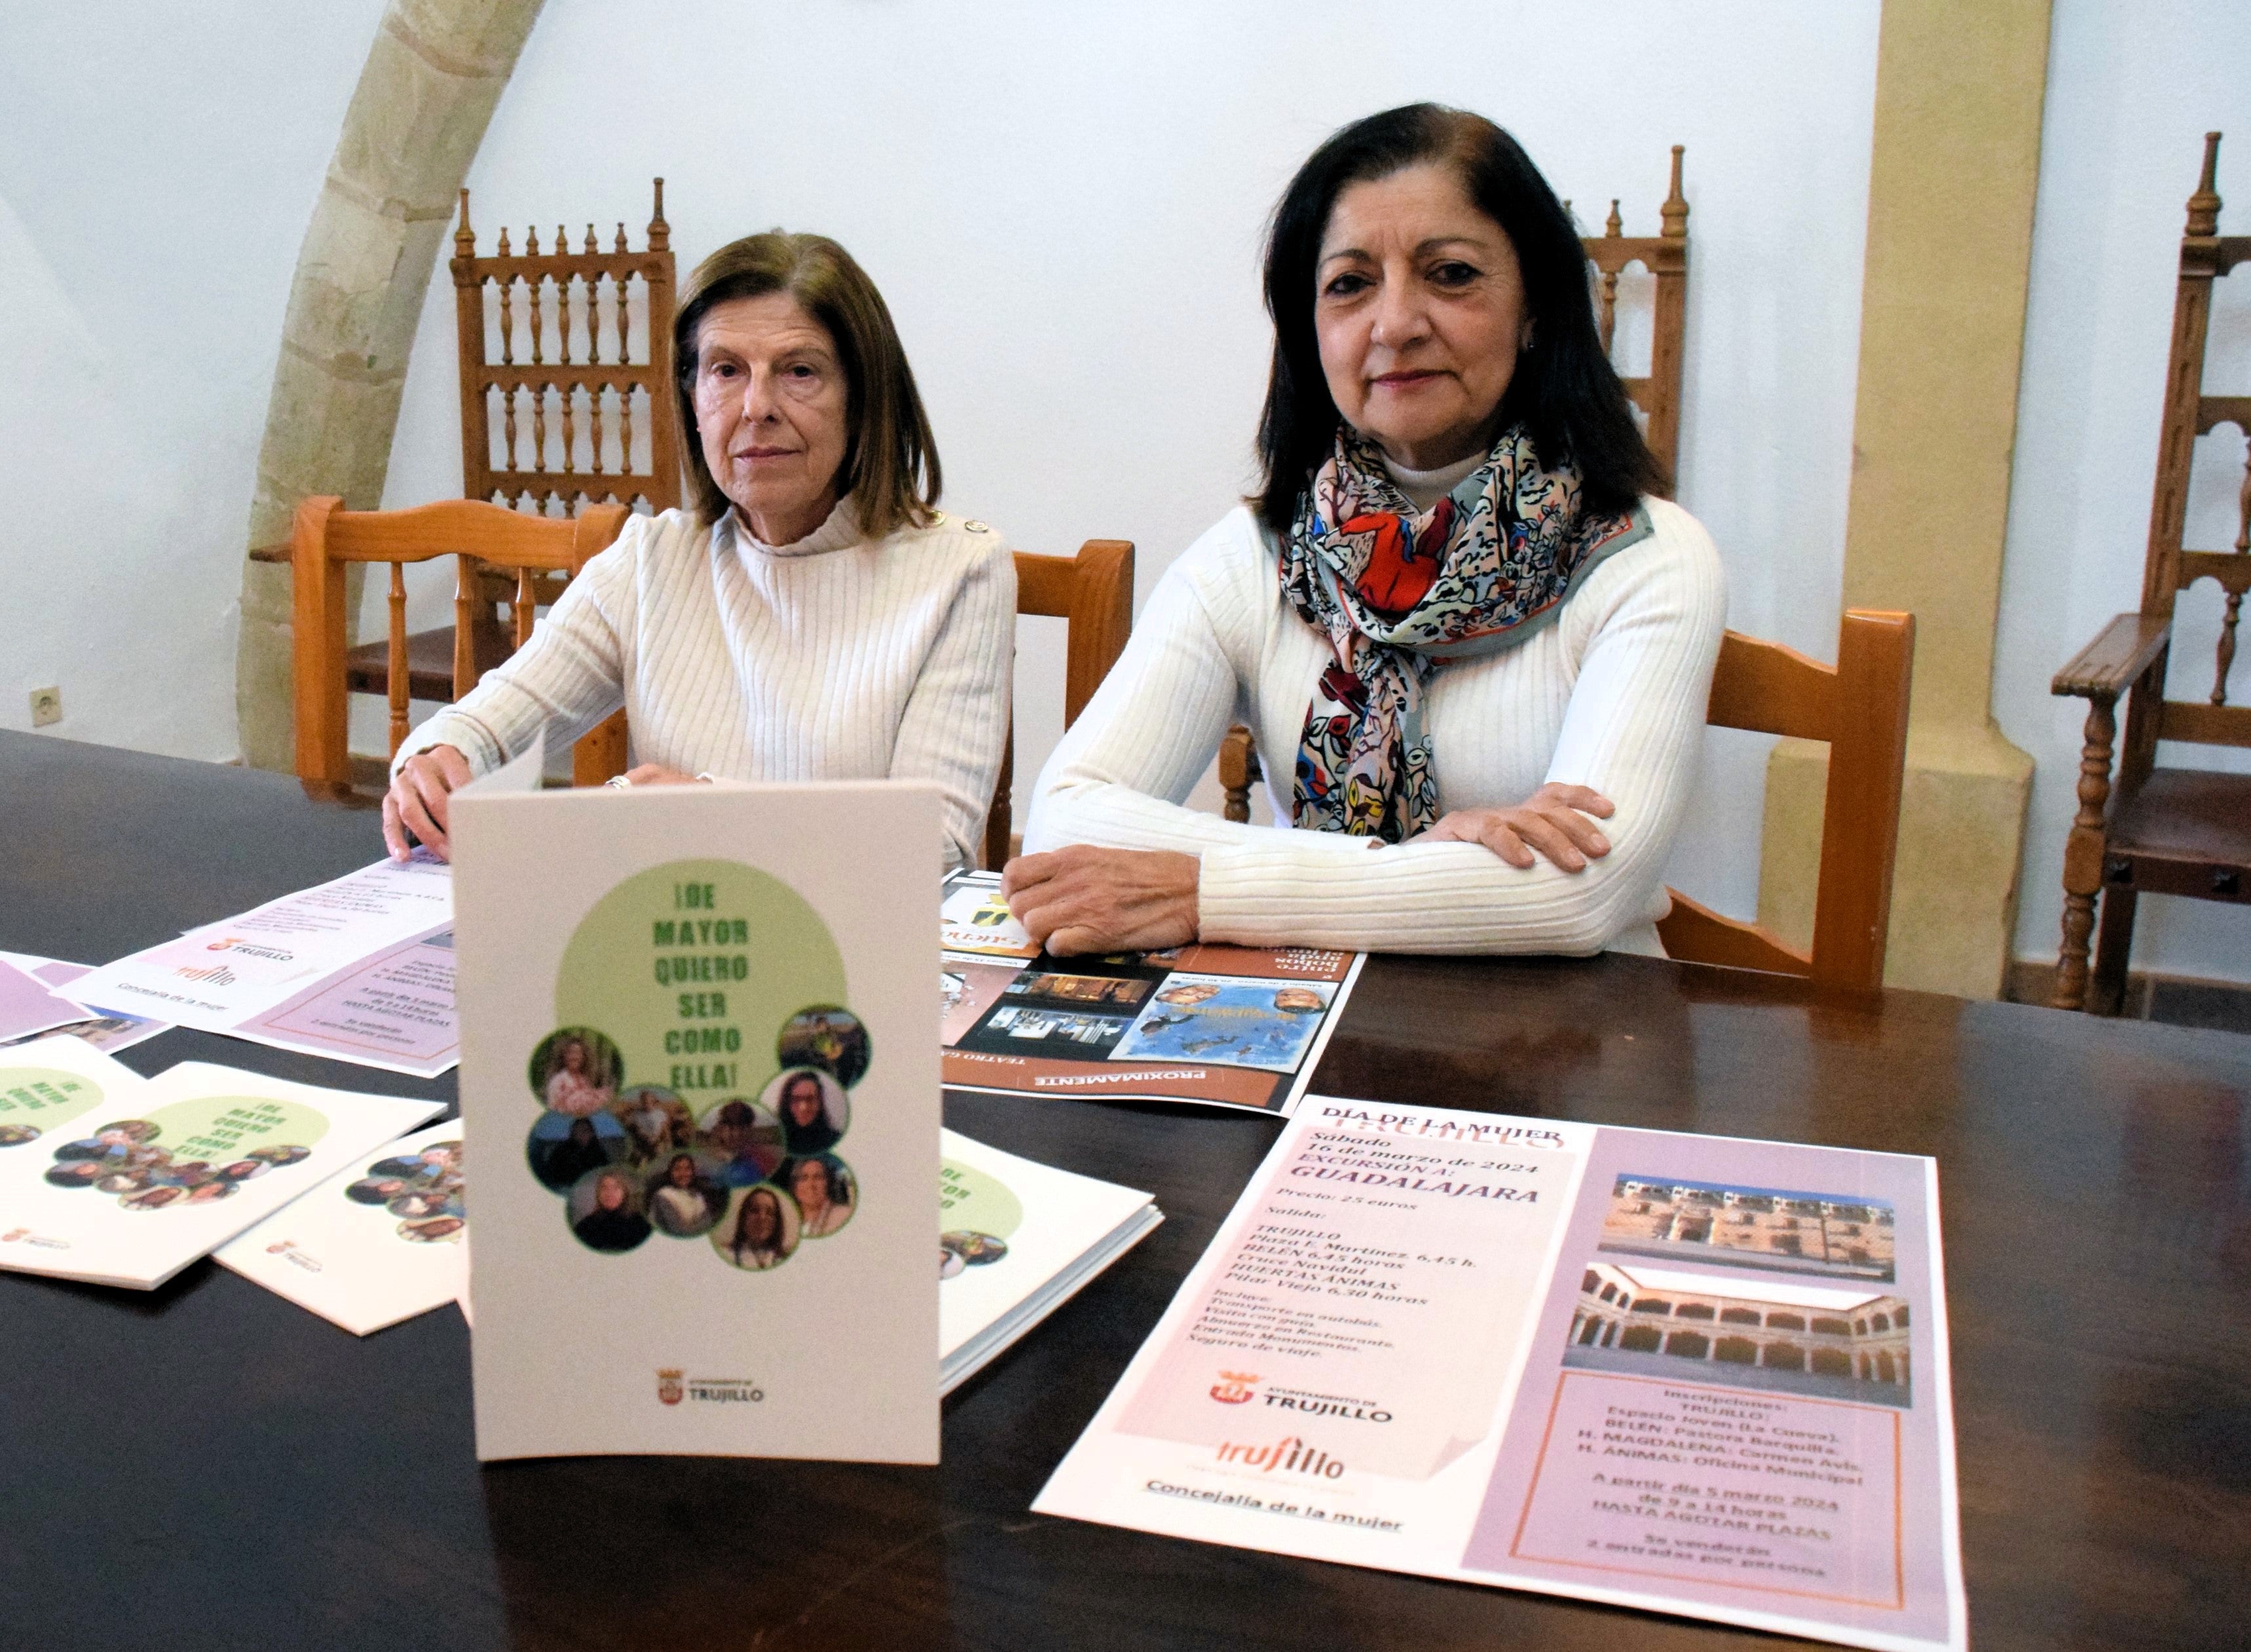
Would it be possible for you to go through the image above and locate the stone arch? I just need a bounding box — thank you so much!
[1713,1336,1758,1365]
[1811,1347,1853,1379]
[234,0,551,768]
[1664,1330,1711,1359]
[1619,1324,1663,1354]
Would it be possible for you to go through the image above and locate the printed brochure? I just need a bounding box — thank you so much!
[940,872,1365,1114]
[939,1127,1161,1393]
[0,1038,443,1290]
[68,854,460,1078]
[217,1118,468,1335]
[1036,1096,1963,1652]
[450,748,941,1464]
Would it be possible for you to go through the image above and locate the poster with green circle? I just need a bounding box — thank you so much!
[0,1067,107,1144]
[939,1158,1024,1240]
[555,859,849,1121]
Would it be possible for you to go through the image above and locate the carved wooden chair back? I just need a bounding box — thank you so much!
[1221,148,1691,822]
[453,177,682,517]
[1655,612,1914,992]
[293,496,630,792]
[2049,132,2251,1010]
[985,541,1136,870]
[334,182,677,785]
[1578,144,1692,488]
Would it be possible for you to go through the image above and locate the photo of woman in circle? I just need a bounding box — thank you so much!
[777,1006,870,1089]
[647,1152,726,1238]
[0,1123,39,1147]
[781,1154,855,1239]
[570,1169,651,1253]
[527,1111,626,1191]
[715,1184,800,1271]
[248,1144,312,1167]
[766,1069,847,1156]
[45,1160,108,1188]
[531,1028,620,1117]
[400,1215,464,1244]
[121,1185,183,1211]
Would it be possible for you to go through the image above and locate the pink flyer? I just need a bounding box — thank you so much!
[1035,1099,1964,1652]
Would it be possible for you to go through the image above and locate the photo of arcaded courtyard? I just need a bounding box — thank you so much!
[1563,1260,1913,1406]
[1598,1174,1896,1281]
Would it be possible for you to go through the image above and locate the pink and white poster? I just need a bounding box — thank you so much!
[1035,1098,1963,1652]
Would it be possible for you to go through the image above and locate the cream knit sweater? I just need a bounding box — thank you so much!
[394,501,1016,872]
[1025,498,1726,955]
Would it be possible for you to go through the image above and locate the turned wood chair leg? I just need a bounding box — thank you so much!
[2089,883,2138,1017]
[2052,696,2118,1011]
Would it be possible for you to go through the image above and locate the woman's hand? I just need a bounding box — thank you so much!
[619,763,703,786]
[382,745,474,862]
[1417,782,1615,872]
[1001,847,1201,957]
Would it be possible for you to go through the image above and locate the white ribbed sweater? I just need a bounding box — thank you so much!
[394,502,1016,872]
[1025,498,1727,954]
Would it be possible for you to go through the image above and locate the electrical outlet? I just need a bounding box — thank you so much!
[29,687,62,727]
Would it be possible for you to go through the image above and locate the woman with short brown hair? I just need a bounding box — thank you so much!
[384,231,1014,873]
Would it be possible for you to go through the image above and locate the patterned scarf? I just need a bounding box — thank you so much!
[1278,425,1650,841]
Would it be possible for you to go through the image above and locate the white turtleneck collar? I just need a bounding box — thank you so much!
[726,496,862,560]
[1381,451,1483,513]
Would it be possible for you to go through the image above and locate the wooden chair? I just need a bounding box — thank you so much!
[1223,147,1692,820]
[984,541,1136,870]
[336,181,681,780]
[2051,133,2251,1013]
[292,496,631,791]
[1655,612,1914,991]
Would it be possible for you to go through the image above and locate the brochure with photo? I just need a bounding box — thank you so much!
[67,854,460,1078]
[939,872,1366,1114]
[1036,1097,1963,1652]
[215,1118,468,1335]
[939,1128,1161,1394]
[0,1042,443,1291]
[450,749,941,1465]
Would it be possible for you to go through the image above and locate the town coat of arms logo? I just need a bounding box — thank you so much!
[657,1368,685,1406]
[1209,1370,1258,1404]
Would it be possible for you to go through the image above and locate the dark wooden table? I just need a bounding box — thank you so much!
[3,728,2247,1651]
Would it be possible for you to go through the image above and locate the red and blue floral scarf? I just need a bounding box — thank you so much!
[1278,425,1649,841]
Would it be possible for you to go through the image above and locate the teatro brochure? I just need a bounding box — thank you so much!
[939,1127,1161,1395]
[450,754,941,1464]
[940,871,1365,1114]
[215,1118,466,1335]
[1036,1097,1964,1652]
[0,1040,443,1290]
[68,854,460,1078]
[0,951,170,1055]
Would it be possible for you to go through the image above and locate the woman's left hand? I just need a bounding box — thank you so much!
[1001,847,1201,957]
[620,763,703,786]
[1417,782,1615,871]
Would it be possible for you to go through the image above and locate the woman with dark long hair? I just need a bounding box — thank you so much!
[1010,105,1724,957]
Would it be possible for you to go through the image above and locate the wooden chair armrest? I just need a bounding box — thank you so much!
[2052,614,2170,700]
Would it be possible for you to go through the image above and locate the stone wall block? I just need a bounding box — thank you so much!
[235,0,547,771]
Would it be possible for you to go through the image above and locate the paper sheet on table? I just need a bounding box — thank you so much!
[0,952,171,1055]
[217,1118,466,1334]
[67,854,459,1076]
[0,1042,444,1289]
[1037,1096,1965,1652]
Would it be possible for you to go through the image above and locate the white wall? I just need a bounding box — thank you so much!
[0,0,390,758]
[1995,0,2251,982]
[379,0,1882,918]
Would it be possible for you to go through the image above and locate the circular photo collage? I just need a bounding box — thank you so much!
[344,1137,464,1244]
[525,1008,868,1266]
[41,1120,311,1211]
